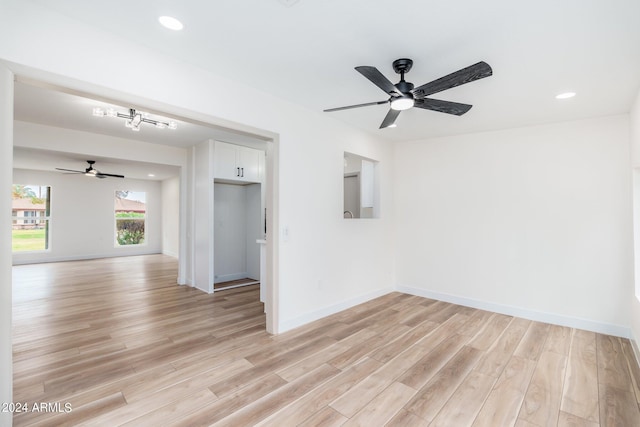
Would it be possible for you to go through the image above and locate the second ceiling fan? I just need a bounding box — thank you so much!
[55,160,124,179]
[324,58,492,129]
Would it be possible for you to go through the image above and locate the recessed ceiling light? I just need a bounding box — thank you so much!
[148,174,155,177]
[388,124,397,128]
[159,16,183,31]
[555,92,576,99]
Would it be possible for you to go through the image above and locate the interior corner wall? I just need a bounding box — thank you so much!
[161,176,180,258]
[12,169,163,264]
[394,115,633,336]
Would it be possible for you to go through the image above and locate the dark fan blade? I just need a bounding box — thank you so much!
[324,100,388,112]
[414,98,473,116]
[355,66,403,96]
[97,173,125,179]
[380,109,401,129]
[413,61,492,98]
[55,168,84,173]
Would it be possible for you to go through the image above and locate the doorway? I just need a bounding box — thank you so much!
[9,74,279,334]
[214,182,262,290]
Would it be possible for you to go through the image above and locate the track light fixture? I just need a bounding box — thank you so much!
[93,107,177,131]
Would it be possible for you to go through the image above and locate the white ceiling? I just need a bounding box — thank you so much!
[21,0,640,144]
[13,146,182,181]
[14,82,268,149]
[12,0,640,181]
[12,81,268,180]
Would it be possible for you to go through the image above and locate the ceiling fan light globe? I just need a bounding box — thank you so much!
[131,113,142,127]
[390,98,414,111]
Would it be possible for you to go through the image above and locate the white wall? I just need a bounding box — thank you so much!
[161,176,180,258]
[15,121,187,170]
[630,87,640,357]
[0,64,14,427]
[12,169,163,264]
[395,115,633,336]
[246,183,262,281]
[214,182,250,282]
[192,140,214,292]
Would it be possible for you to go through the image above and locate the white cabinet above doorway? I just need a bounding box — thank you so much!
[214,141,263,183]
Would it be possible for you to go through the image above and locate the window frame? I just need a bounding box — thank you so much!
[114,191,147,247]
[11,185,52,253]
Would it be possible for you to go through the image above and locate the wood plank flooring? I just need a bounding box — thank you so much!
[12,254,640,426]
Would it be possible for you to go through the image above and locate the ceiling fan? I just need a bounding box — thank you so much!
[324,58,493,129]
[55,160,125,179]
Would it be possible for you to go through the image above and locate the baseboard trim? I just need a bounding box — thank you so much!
[397,285,631,339]
[214,272,249,284]
[12,251,162,265]
[278,286,395,333]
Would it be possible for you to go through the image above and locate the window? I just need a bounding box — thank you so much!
[23,211,37,224]
[12,184,51,252]
[115,191,146,246]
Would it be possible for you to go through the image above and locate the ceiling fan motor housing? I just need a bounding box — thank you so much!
[395,80,414,94]
[393,59,414,95]
[392,58,413,74]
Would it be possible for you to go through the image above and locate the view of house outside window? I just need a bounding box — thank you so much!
[115,191,146,246]
[12,184,51,252]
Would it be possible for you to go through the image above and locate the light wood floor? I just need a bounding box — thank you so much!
[12,255,640,426]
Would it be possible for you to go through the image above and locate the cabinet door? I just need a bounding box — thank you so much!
[238,146,261,183]
[214,142,240,180]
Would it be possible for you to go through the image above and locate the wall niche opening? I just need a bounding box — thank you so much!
[344,152,379,219]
